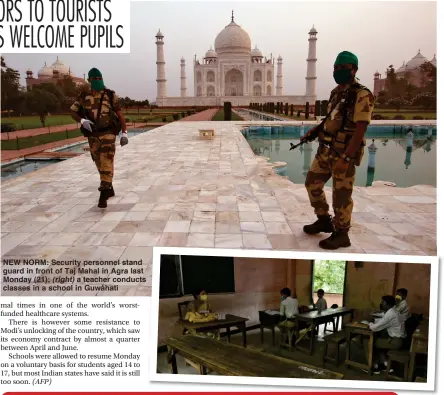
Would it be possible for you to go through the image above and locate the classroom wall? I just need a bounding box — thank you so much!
[157,257,293,344]
[344,261,431,321]
[157,258,431,344]
[395,262,431,315]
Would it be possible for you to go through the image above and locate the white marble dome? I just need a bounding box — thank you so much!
[50,57,69,75]
[251,45,263,57]
[205,46,218,58]
[37,62,52,78]
[405,50,428,70]
[215,20,251,56]
[430,54,436,67]
[396,61,406,73]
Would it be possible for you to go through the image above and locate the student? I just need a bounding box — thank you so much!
[314,289,328,312]
[395,288,410,324]
[279,287,299,320]
[188,289,210,313]
[364,295,406,374]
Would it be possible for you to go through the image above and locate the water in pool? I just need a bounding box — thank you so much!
[243,126,436,187]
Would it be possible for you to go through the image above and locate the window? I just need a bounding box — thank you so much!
[159,255,235,298]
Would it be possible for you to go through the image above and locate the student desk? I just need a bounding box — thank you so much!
[177,314,249,347]
[344,322,374,376]
[295,307,355,355]
[164,335,344,379]
[408,319,428,382]
[259,309,281,345]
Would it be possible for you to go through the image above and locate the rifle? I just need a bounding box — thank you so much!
[289,126,320,151]
[289,95,345,152]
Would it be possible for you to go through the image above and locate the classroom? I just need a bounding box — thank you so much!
[156,255,430,382]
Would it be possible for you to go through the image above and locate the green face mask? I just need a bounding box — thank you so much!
[333,68,353,85]
[90,79,105,91]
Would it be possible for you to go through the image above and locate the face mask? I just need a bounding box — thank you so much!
[333,68,353,85]
[281,296,285,301]
[90,78,105,91]
[200,294,208,302]
[395,295,402,301]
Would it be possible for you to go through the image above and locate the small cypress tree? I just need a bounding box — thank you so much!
[290,104,294,117]
[305,102,310,119]
[285,103,289,116]
[224,102,232,121]
[315,100,321,117]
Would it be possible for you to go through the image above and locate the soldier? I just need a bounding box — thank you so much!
[70,68,128,208]
[302,51,375,249]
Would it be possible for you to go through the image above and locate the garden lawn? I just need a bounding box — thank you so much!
[1,129,83,150]
[373,109,436,120]
[1,115,75,130]
[211,110,243,121]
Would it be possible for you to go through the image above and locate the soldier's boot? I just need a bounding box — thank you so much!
[98,189,114,208]
[303,215,334,235]
[319,230,351,250]
[109,186,115,198]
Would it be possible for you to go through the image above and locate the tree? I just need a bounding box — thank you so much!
[25,89,60,127]
[387,97,409,111]
[412,92,436,110]
[419,62,437,95]
[1,57,23,113]
[313,260,346,294]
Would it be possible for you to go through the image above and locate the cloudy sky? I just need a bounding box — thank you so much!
[5,1,437,101]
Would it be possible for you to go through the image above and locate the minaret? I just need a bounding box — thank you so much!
[305,25,318,98]
[155,29,166,100]
[276,55,283,96]
[180,57,187,97]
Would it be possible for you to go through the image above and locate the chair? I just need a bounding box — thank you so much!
[386,314,422,381]
[324,304,339,334]
[279,319,298,352]
[177,301,191,334]
[386,350,410,381]
[323,330,347,366]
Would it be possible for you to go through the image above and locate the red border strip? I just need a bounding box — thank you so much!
[4,392,398,395]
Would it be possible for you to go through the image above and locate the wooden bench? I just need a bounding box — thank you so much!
[323,330,347,366]
[199,129,215,139]
[165,335,344,379]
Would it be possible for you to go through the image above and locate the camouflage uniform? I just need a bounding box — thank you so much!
[305,79,375,231]
[70,90,121,191]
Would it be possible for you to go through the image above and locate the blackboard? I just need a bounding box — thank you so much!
[159,255,181,297]
[181,255,235,295]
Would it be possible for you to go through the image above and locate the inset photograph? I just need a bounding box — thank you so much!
[151,248,437,391]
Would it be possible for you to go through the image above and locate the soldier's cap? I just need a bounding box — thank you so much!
[334,51,358,67]
[88,68,102,79]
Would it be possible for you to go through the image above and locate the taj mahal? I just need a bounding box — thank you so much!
[155,12,318,107]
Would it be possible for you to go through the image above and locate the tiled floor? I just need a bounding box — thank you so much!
[1,121,437,296]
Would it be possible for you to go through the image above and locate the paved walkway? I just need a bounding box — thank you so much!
[179,108,218,121]
[0,121,436,297]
